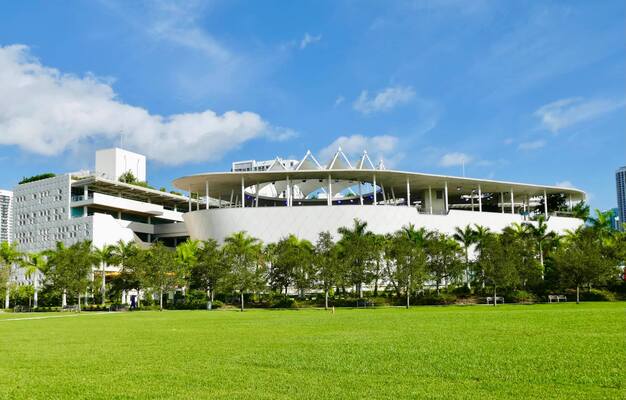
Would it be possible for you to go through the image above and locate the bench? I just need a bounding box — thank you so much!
[486,296,504,305]
[61,305,79,312]
[548,295,567,303]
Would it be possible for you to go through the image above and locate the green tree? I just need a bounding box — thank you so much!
[479,235,519,306]
[426,234,463,294]
[388,231,427,308]
[313,231,339,310]
[452,225,476,289]
[553,228,619,303]
[223,232,264,311]
[571,201,590,220]
[0,241,22,308]
[190,239,228,309]
[176,239,200,292]
[110,240,139,304]
[472,224,492,289]
[337,219,375,298]
[270,235,314,298]
[141,242,180,310]
[526,216,555,280]
[46,241,97,311]
[23,252,46,308]
[93,245,114,305]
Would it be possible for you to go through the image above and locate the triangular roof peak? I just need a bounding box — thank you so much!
[377,159,386,170]
[268,157,287,171]
[327,148,353,170]
[296,150,322,171]
[356,151,375,170]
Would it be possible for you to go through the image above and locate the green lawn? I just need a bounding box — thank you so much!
[0,303,624,399]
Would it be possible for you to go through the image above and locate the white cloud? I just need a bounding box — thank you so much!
[353,86,415,114]
[518,140,546,150]
[438,152,473,167]
[300,33,322,49]
[555,180,575,189]
[535,97,625,132]
[334,96,345,107]
[319,135,400,167]
[0,45,290,165]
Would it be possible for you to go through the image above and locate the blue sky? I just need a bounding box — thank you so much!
[0,0,624,209]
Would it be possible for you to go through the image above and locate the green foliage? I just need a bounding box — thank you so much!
[577,288,617,302]
[510,290,537,303]
[118,170,155,189]
[18,173,56,184]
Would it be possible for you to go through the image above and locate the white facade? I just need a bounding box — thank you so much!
[95,148,146,182]
[183,207,584,244]
[0,189,12,243]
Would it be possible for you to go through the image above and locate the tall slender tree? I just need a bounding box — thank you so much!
[93,245,114,305]
[452,225,476,289]
[223,232,264,311]
[191,239,228,309]
[313,231,339,310]
[23,252,46,308]
[337,219,375,298]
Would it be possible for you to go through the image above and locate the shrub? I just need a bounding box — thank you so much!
[578,289,616,302]
[270,296,298,309]
[510,290,536,304]
[210,300,224,309]
[416,293,457,305]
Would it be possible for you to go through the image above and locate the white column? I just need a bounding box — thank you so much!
[205,181,209,210]
[230,190,234,207]
[373,175,377,205]
[359,182,363,205]
[327,175,332,206]
[428,186,433,214]
[406,178,411,207]
[241,176,245,209]
[286,176,291,207]
[188,187,192,211]
[444,181,449,214]
[478,184,482,212]
[381,184,387,203]
[255,184,259,207]
[218,194,222,209]
[391,187,396,205]
[568,194,572,211]
[510,189,515,215]
[501,192,504,213]
[544,189,548,216]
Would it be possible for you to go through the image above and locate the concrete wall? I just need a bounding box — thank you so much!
[183,205,584,244]
[95,148,146,182]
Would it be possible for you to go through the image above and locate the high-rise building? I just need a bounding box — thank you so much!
[616,166,626,231]
[0,189,13,243]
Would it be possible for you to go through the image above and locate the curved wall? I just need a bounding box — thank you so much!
[183,206,583,243]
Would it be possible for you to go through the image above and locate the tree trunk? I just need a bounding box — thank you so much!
[77,293,81,312]
[62,289,67,307]
[207,289,212,310]
[4,287,9,309]
[539,243,545,281]
[84,289,89,307]
[493,285,497,307]
[33,277,38,308]
[159,289,163,311]
[576,285,580,304]
[101,263,106,306]
[325,288,329,310]
[240,292,244,311]
[406,289,410,309]
[465,249,471,289]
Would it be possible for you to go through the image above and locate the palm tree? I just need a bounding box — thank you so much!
[588,209,615,245]
[223,232,263,311]
[176,239,200,294]
[402,223,432,247]
[452,225,476,289]
[571,201,590,220]
[526,216,554,280]
[23,252,46,308]
[93,245,115,306]
[0,241,22,308]
[337,219,374,298]
[472,225,491,289]
[110,240,138,304]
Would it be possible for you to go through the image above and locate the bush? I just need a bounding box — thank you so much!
[210,300,224,309]
[510,290,536,304]
[270,296,299,309]
[416,293,457,305]
[578,289,617,302]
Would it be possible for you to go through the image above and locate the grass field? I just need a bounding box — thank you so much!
[0,303,624,399]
